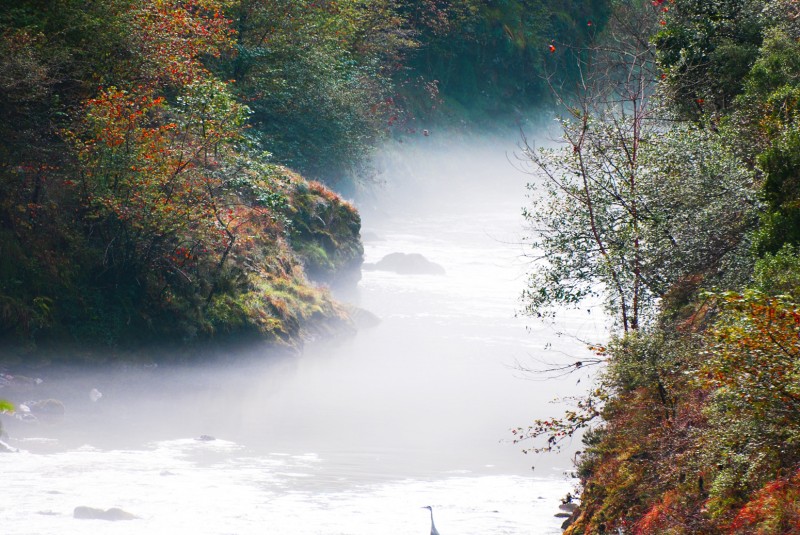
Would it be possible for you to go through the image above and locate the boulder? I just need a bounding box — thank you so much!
[345,306,381,329]
[363,253,445,275]
[74,506,137,521]
[1,374,42,391]
[361,230,385,242]
[22,399,65,423]
[28,399,65,416]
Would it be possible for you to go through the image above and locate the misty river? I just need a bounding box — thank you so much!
[1,137,604,534]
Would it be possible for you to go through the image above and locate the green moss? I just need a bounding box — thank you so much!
[285,177,363,285]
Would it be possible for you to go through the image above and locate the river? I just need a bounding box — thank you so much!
[0,137,605,534]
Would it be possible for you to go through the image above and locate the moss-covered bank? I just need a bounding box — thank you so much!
[0,165,362,363]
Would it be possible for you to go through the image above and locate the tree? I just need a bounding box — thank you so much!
[524,3,800,533]
[699,291,800,519]
[728,28,800,254]
[0,0,359,349]
[397,0,612,125]
[637,126,759,296]
[521,0,662,332]
[655,0,765,118]
[221,0,413,186]
[69,80,248,291]
[521,1,759,332]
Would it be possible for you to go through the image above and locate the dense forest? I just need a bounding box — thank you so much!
[0,0,606,359]
[513,0,800,532]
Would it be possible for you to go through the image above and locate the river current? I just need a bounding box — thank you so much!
[1,139,604,534]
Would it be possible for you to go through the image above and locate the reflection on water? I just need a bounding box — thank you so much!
[0,136,604,534]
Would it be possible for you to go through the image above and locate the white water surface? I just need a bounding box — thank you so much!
[1,137,604,534]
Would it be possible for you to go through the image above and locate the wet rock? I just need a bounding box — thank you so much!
[361,230,384,242]
[73,506,137,521]
[15,411,39,423]
[196,434,216,441]
[559,502,578,512]
[24,399,65,423]
[1,374,43,390]
[363,252,445,275]
[555,512,571,518]
[561,508,581,531]
[28,399,65,415]
[346,306,381,329]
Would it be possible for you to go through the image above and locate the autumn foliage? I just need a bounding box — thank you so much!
[0,0,367,356]
[524,1,800,533]
[729,470,800,534]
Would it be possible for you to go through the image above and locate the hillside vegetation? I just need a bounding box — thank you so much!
[514,0,800,532]
[0,1,605,360]
[0,1,371,359]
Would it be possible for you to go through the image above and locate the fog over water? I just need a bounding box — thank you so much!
[1,133,606,534]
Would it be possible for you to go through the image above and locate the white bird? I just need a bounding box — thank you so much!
[422,506,440,535]
[89,388,102,402]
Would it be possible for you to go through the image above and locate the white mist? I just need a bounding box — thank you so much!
[0,131,605,534]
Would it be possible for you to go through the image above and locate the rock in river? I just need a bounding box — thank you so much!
[345,305,381,329]
[362,252,445,275]
[19,399,66,423]
[74,506,137,521]
[28,399,65,416]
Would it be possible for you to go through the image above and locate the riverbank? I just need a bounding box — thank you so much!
[0,166,363,366]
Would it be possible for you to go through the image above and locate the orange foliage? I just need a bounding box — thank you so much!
[73,85,243,276]
[130,0,234,86]
[729,470,800,534]
[704,293,800,420]
[636,490,675,534]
